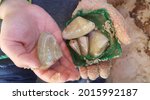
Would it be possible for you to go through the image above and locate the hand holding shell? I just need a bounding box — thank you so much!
[36,32,80,82]
[62,0,130,80]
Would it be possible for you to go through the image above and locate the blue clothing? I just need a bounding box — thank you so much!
[0,0,105,83]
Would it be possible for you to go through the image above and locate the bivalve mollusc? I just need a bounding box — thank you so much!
[38,32,63,69]
[62,16,95,40]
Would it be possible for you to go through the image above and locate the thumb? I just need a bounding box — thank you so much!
[0,39,40,69]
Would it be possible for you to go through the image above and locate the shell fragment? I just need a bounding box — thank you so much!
[89,30,109,57]
[69,39,81,55]
[38,33,63,69]
[78,36,89,56]
[62,16,95,40]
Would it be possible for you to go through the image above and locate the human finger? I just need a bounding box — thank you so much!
[87,65,99,80]
[33,62,71,83]
[59,57,80,81]
[79,67,88,79]
[98,61,112,79]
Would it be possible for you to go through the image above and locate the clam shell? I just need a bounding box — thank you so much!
[78,36,89,56]
[63,16,95,40]
[38,33,63,69]
[69,39,81,55]
[89,30,109,57]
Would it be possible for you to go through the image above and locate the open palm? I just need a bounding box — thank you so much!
[0,4,79,82]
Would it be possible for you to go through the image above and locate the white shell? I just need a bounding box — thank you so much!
[38,33,63,69]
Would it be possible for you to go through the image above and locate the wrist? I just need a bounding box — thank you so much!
[0,0,30,19]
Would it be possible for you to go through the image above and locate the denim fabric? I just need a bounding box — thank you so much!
[32,0,79,30]
[0,67,37,83]
[0,0,105,83]
[0,59,37,83]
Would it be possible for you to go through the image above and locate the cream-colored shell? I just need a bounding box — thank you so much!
[38,33,63,69]
[62,16,95,40]
[89,31,109,57]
